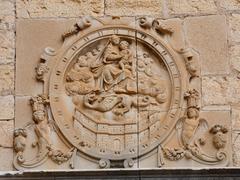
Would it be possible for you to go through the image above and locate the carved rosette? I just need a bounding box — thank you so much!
[14,16,230,169]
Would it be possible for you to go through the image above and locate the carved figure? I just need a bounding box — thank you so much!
[62,16,92,40]
[36,59,48,81]
[119,41,135,77]
[14,129,27,163]
[210,125,228,149]
[153,19,174,35]
[48,148,75,165]
[92,35,125,92]
[176,89,208,148]
[66,55,95,95]
[30,95,51,145]
[180,48,199,79]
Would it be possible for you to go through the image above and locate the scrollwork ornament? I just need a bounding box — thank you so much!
[99,159,110,169]
[123,159,134,168]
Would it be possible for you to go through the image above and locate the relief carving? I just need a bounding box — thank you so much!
[162,89,229,166]
[13,95,75,170]
[62,16,92,40]
[15,16,231,170]
[138,17,174,35]
[36,47,56,82]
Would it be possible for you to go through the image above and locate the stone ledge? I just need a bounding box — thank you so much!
[3,169,240,179]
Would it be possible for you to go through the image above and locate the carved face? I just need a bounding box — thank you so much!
[187,107,199,118]
[143,52,149,58]
[119,41,129,50]
[77,56,88,67]
[111,35,120,45]
[33,111,46,122]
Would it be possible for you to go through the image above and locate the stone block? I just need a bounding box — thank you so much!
[0,31,15,64]
[220,0,240,11]
[16,0,104,18]
[16,19,75,96]
[0,120,13,148]
[230,44,240,72]
[15,96,33,128]
[229,14,240,44]
[0,64,14,96]
[0,0,15,31]
[0,95,14,120]
[167,0,218,15]
[0,0,15,65]
[232,107,240,131]
[202,75,240,106]
[105,0,163,16]
[0,147,13,170]
[232,131,240,166]
[184,15,229,75]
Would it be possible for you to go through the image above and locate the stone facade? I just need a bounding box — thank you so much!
[0,0,240,173]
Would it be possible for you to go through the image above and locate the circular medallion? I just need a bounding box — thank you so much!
[49,26,182,160]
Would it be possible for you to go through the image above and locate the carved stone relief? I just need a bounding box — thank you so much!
[15,16,231,170]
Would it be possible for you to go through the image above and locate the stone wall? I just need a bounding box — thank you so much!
[1,0,240,171]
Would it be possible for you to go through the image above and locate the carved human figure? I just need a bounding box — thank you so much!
[33,110,51,145]
[66,55,95,95]
[138,52,153,77]
[30,95,51,145]
[177,89,208,148]
[119,41,134,78]
[91,35,125,92]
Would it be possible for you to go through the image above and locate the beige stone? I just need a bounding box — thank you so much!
[16,0,104,18]
[0,64,14,96]
[232,132,240,166]
[230,44,240,72]
[0,95,14,120]
[0,0,15,65]
[220,0,240,11]
[0,0,15,30]
[140,110,232,168]
[105,0,162,16]
[232,107,240,131]
[0,31,15,64]
[16,19,75,96]
[184,15,229,75]
[202,75,240,106]
[14,17,233,170]
[0,147,13,170]
[0,120,13,148]
[167,0,218,15]
[229,14,240,44]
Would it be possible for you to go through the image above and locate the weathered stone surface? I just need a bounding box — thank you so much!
[230,44,240,72]
[0,120,13,148]
[184,15,228,75]
[16,0,104,18]
[167,0,218,15]
[232,132,240,166]
[0,0,15,30]
[202,75,240,106]
[229,14,240,44]
[0,31,15,64]
[0,0,15,64]
[16,19,75,96]
[0,64,14,96]
[220,0,240,11]
[232,107,240,131]
[0,147,13,170]
[0,95,14,120]
[105,0,162,16]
